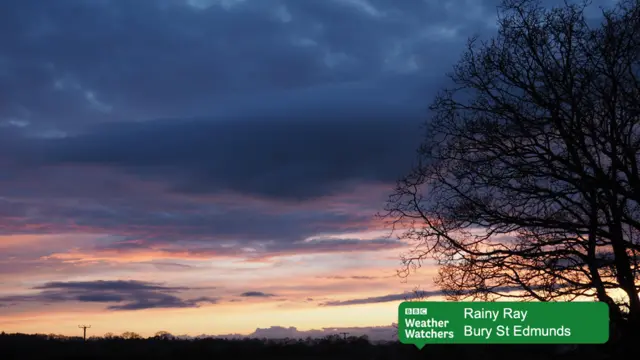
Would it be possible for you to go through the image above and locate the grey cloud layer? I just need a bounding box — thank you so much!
[240,291,276,297]
[320,285,566,306]
[0,0,507,277]
[0,0,498,131]
[0,280,218,310]
[39,113,424,201]
[0,0,503,201]
[0,0,508,278]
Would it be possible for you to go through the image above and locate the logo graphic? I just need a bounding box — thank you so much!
[405,307,428,315]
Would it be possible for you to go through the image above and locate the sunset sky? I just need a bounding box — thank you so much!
[0,0,612,339]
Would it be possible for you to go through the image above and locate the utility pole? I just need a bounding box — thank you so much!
[339,332,349,340]
[78,325,91,341]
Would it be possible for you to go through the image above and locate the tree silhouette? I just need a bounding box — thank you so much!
[121,331,143,340]
[7,331,609,360]
[153,331,173,340]
[383,0,640,338]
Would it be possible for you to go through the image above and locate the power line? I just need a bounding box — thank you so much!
[78,325,91,341]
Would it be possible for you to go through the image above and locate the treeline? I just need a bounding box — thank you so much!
[0,332,621,360]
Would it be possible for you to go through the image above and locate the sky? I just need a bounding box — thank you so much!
[0,0,613,339]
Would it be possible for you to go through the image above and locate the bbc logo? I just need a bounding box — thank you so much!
[405,307,428,315]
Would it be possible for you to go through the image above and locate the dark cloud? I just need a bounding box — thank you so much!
[240,291,276,298]
[94,237,404,263]
[0,0,497,204]
[0,0,500,258]
[320,284,569,306]
[0,280,218,311]
[21,76,430,202]
[0,170,403,266]
[0,0,499,132]
[320,292,420,306]
[0,180,388,239]
[33,280,190,292]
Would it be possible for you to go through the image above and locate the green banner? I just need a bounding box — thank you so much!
[398,301,609,348]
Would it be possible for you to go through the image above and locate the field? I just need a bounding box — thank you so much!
[0,333,623,360]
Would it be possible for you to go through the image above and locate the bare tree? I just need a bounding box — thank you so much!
[403,286,431,302]
[383,0,640,337]
[153,331,173,340]
[121,331,143,340]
